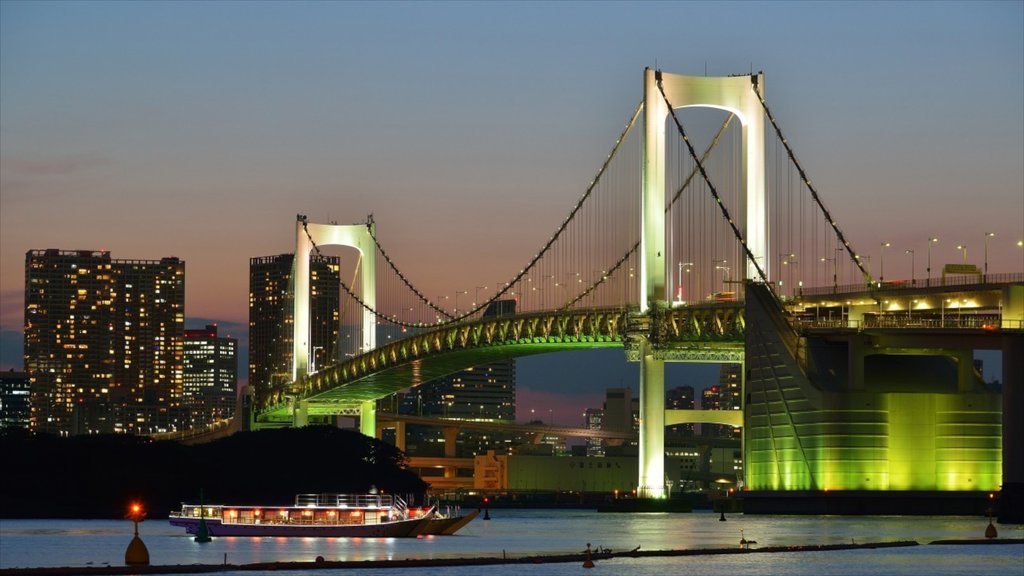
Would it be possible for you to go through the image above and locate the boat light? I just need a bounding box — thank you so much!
[253,509,261,516]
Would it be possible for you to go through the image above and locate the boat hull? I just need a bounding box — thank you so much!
[422,508,480,535]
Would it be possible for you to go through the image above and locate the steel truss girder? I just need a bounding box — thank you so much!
[258,303,745,418]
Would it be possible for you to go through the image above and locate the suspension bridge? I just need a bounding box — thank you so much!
[238,70,1021,509]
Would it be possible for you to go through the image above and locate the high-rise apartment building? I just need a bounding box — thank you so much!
[24,249,185,435]
[183,324,237,427]
[0,370,31,430]
[248,254,340,411]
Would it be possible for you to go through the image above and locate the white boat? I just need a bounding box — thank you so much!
[168,492,434,538]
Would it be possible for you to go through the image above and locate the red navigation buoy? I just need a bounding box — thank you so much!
[124,502,150,566]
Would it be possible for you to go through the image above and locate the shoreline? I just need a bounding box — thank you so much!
[3,539,1022,575]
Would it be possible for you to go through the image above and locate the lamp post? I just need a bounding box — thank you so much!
[879,242,891,282]
[713,259,728,293]
[779,253,795,295]
[821,256,836,293]
[454,290,467,316]
[474,286,488,309]
[715,265,730,292]
[984,232,995,281]
[905,249,915,285]
[956,244,968,264]
[927,238,939,287]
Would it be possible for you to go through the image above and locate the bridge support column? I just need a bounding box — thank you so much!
[443,427,458,459]
[639,343,666,499]
[359,400,376,437]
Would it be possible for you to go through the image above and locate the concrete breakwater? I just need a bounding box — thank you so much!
[2,539,987,576]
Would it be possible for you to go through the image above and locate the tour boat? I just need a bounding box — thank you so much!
[168,492,434,538]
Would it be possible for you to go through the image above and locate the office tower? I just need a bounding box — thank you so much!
[183,324,238,427]
[0,370,31,430]
[584,407,604,456]
[24,249,184,435]
[248,254,339,411]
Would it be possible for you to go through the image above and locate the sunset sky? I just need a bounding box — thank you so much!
[2,1,1021,424]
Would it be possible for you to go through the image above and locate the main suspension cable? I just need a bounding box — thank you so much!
[751,77,870,284]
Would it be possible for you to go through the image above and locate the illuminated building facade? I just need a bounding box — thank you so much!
[183,325,237,427]
[24,249,185,435]
[0,370,31,429]
[248,254,339,411]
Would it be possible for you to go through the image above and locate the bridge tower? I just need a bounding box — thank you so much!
[638,69,765,498]
[293,216,378,435]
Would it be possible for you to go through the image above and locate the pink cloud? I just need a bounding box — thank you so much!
[1,152,110,177]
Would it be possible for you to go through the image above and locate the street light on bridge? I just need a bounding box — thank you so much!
[474,286,488,308]
[927,238,939,287]
[879,242,891,282]
[956,244,968,265]
[454,290,468,316]
[905,249,915,285]
[821,256,837,294]
[984,232,995,281]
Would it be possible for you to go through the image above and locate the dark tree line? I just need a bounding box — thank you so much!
[0,426,428,519]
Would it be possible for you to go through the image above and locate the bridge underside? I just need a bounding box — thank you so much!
[258,338,743,421]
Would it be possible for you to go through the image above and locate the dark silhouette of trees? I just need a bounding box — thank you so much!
[0,426,428,519]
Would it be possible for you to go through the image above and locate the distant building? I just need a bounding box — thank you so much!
[183,325,237,427]
[248,254,340,411]
[0,370,31,430]
[24,249,185,435]
[666,385,695,441]
[717,364,742,439]
[602,387,633,433]
[584,408,604,456]
[602,388,639,456]
[399,300,517,457]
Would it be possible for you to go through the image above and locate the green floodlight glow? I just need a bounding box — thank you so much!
[746,389,1001,492]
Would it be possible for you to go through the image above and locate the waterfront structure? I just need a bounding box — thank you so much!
[0,370,31,429]
[183,325,238,427]
[24,249,185,435]
[248,254,339,411]
[473,448,739,494]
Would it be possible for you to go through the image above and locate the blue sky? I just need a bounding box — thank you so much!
[1,1,1021,422]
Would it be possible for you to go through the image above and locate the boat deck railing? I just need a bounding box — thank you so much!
[294,493,407,512]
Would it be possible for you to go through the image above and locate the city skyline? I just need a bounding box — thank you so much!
[2,2,1022,424]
